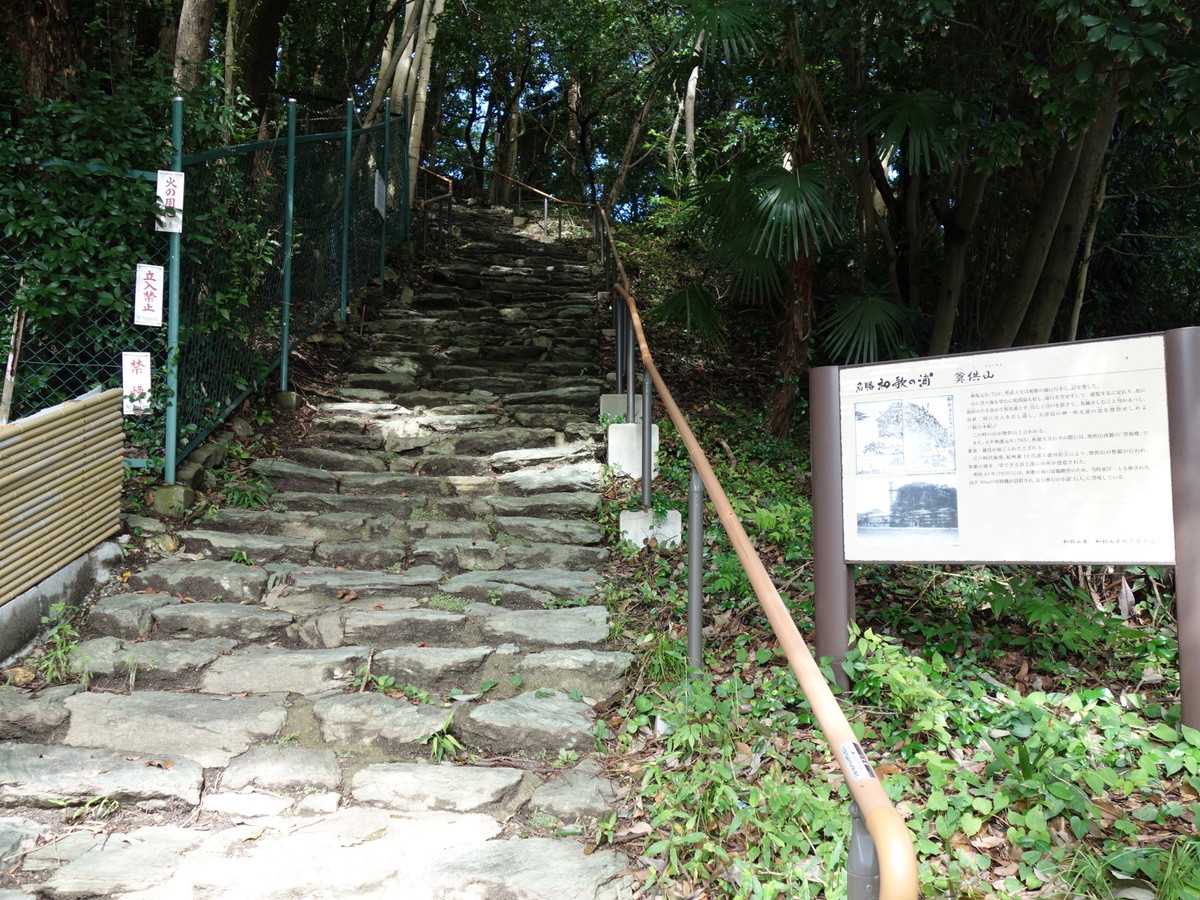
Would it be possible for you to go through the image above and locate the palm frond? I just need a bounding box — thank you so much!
[749,163,841,260]
[680,0,766,61]
[646,282,726,345]
[867,90,954,175]
[820,292,915,364]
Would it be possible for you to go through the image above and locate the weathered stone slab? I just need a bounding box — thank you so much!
[283,447,387,472]
[433,836,632,900]
[529,759,624,823]
[128,560,269,603]
[516,649,633,698]
[277,511,399,542]
[505,543,608,570]
[20,829,95,873]
[64,692,288,767]
[442,568,601,601]
[342,609,467,646]
[0,685,81,742]
[201,791,295,817]
[251,458,340,493]
[273,491,421,516]
[457,691,594,754]
[222,746,343,793]
[286,565,442,598]
[177,529,316,564]
[200,646,368,695]
[489,443,596,473]
[471,604,609,647]
[0,744,202,807]
[87,593,180,639]
[70,636,237,686]
[350,763,524,815]
[373,647,491,688]
[153,604,293,642]
[499,461,603,494]
[311,693,447,750]
[488,492,600,518]
[449,427,557,456]
[495,516,602,546]
[37,826,206,899]
[410,538,506,571]
[312,538,408,570]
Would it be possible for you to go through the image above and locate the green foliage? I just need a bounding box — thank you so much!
[28,603,82,685]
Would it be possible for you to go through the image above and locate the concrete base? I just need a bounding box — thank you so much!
[600,394,643,424]
[619,509,682,549]
[151,484,197,516]
[606,423,658,479]
[0,541,124,664]
[274,391,302,411]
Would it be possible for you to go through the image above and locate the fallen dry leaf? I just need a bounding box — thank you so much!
[146,759,174,769]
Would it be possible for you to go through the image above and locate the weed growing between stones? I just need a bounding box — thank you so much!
[27,603,83,685]
[427,593,471,612]
[421,711,465,763]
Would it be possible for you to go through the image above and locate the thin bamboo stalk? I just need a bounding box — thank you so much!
[0,419,123,472]
[0,517,120,606]
[0,440,123,507]
[0,467,123,550]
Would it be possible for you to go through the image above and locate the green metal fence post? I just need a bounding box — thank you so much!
[340,98,353,323]
[164,95,184,485]
[379,97,390,284]
[279,98,297,390]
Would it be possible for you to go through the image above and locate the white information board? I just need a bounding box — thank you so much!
[840,335,1175,564]
[133,264,164,327]
[155,170,185,233]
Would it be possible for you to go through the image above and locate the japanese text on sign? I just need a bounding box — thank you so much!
[121,352,152,415]
[133,264,164,327]
[155,170,185,233]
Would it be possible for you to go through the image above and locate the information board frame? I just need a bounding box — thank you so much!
[810,327,1200,729]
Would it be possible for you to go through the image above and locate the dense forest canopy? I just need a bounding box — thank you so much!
[2,0,1198,429]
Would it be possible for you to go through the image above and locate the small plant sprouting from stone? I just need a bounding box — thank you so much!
[555,748,580,767]
[51,794,119,823]
[28,603,81,685]
[231,549,254,566]
[421,711,465,763]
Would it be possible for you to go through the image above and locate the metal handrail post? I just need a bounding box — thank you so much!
[339,98,352,323]
[848,802,881,900]
[543,197,549,232]
[278,98,297,392]
[163,95,184,485]
[641,372,652,507]
[558,203,563,238]
[614,300,625,395]
[687,465,704,671]
[624,307,635,422]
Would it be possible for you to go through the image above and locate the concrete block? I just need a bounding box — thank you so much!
[0,541,123,664]
[600,394,642,424]
[619,509,682,549]
[174,461,206,491]
[274,390,302,411]
[606,423,657,479]
[151,484,196,516]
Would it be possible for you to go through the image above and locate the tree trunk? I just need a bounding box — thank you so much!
[237,0,289,114]
[766,252,816,436]
[1066,160,1110,341]
[983,134,1084,348]
[1,0,76,100]
[173,0,217,91]
[683,32,704,186]
[405,0,445,202]
[1015,87,1121,345]
[604,89,656,210]
[928,167,988,354]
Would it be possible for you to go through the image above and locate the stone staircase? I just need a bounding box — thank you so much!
[0,207,635,899]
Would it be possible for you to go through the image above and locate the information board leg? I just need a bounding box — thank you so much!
[812,366,856,688]
[1166,326,1200,730]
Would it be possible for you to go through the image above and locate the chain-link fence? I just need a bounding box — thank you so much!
[1,99,410,481]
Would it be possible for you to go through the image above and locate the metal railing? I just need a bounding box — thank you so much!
[595,207,920,899]
[416,167,454,248]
